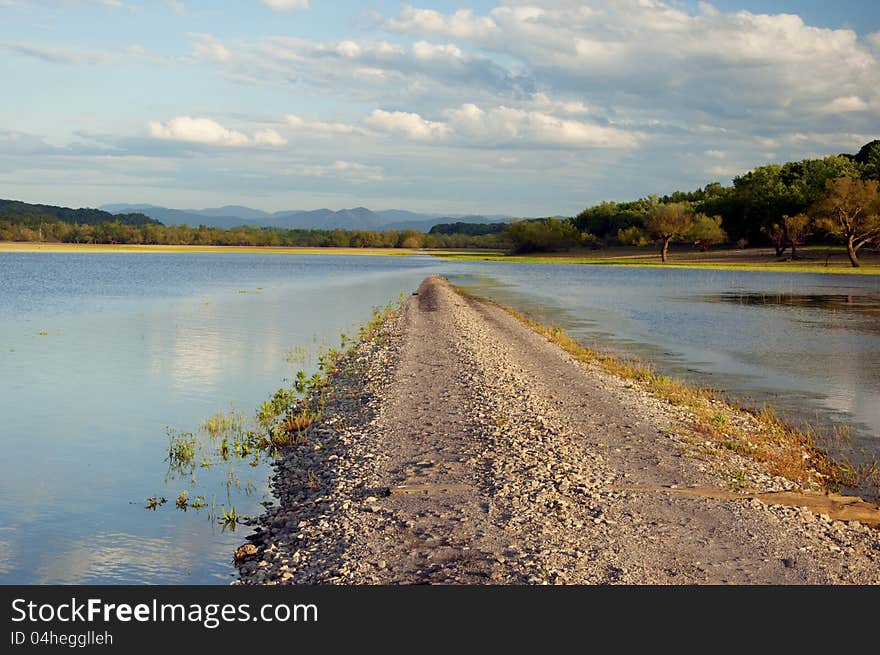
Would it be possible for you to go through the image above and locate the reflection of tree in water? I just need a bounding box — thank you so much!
[708,292,880,315]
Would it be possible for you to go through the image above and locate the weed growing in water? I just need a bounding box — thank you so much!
[218,505,241,531]
[150,295,406,523]
[144,496,167,510]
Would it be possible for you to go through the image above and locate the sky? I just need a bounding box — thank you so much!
[1,1,879,216]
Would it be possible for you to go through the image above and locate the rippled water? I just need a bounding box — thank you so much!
[1,252,878,584]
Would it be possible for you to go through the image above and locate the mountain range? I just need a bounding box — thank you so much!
[99,203,514,232]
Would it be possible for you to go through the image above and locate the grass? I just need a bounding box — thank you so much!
[0,241,417,256]
[201,410,245,439]
[452,283,879,498]
[433,245,880,276]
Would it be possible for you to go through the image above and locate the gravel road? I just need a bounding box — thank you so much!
[236,276,880,584]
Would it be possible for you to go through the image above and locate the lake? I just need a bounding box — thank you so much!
[0,251,878,583]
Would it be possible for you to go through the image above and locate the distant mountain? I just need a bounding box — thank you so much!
[101,203,259,229]
[1,199,158,227]
[100,203,515,232]
[193,205,272,221]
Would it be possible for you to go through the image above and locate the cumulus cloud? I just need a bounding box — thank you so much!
[148,117,285,147]
[286,114,369,136]
[253,129,287,146]
[366,109,451,142]
[384,6,500,42]
[261,0,309,11]
[380,1,880,136]
[365,104,642,149]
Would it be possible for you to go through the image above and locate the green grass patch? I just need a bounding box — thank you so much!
[432,246,880,276]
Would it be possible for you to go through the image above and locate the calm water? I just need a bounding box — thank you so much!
[449,265,880,456]
[0,253,440,584]
[1,253,878,584]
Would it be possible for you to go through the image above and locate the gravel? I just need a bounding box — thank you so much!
[235,276,880,585]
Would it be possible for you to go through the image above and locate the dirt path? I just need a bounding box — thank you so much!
[237,276,880,584]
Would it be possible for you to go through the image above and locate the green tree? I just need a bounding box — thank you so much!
[854,140,880,181]
[397,229,423,249]
[811,177,880,267]
[781,213,811,259]
[688,213,727,251]
[617,225,648,247]
[645,202,693,262]
[505,218,580,253]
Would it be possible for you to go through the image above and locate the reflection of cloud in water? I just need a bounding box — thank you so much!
[35,532,198,585]
[145,300,234,391]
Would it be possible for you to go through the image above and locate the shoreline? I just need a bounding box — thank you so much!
[4,241,878,275]
[0,242,417,256]
[432,249,880,276]
[235,276,879,585]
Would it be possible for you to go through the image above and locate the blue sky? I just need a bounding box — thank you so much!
[1,1,879,215]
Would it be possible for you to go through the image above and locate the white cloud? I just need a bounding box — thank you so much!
[285,114,369,136]
[365,104,642,149]
[380,1,880,133]
[385,6,499,41]
[253,129,287,146]
[190,34,231,62]
[527,92,590,116]
[820,96,869,113]
[366,109,452,141]
[299,160,384,182]
[412,40,464,62]
[261,0,309,11]
[148,117,251,147]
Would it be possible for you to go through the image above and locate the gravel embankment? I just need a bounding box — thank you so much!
[236,276,880,584]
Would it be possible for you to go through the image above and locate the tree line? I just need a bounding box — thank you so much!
[0,214,510,250]
[505,139,880,267]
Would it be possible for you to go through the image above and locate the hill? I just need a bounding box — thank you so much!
[0,199,158,227]
[100,203,512,232]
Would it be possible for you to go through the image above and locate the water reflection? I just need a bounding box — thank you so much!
[35,532,204,585]
[2,253,879,584]
[451,264,880,456]
[705,292,880,314]
[0,253,440,584]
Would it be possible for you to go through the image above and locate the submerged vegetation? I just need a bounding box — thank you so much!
[149,298,404,527]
